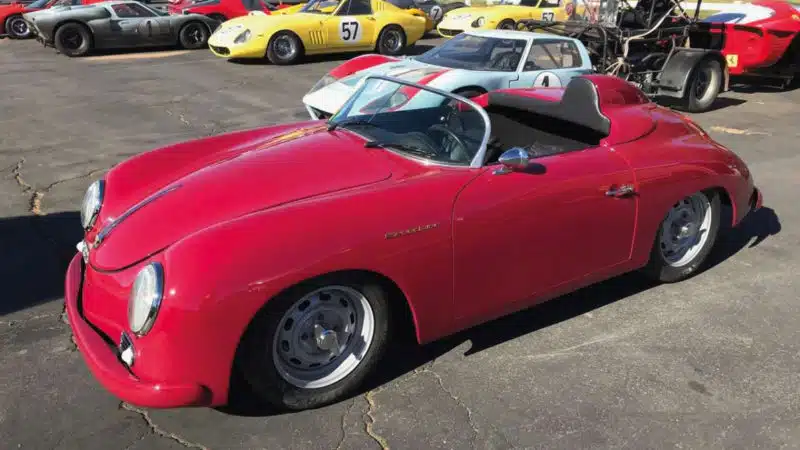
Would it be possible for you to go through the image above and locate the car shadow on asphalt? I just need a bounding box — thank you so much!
[227,44,436,66]
[729,78,800,94]
[222,204,782,417]
[0,211,82,316]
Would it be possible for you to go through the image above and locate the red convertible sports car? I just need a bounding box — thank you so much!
[701,0,800,87]
[66,74,762,411]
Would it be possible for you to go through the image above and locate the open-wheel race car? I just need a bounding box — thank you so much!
[518,0,730,112]
[66,73,762,411]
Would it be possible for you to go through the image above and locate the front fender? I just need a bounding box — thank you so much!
[656,48,729,98]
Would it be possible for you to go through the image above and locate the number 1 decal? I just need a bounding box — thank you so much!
[533,71,562,88]
[339,18,362,43]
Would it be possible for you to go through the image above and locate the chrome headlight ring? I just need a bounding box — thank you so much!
[128,262,165,337]
[80,179,104,230]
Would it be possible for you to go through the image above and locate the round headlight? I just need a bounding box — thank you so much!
[80,179,104,230]
[234,29,251,44]
[474,17,485,27]
[128,263,164,336]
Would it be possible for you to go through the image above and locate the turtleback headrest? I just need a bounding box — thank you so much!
[487,76,611,136]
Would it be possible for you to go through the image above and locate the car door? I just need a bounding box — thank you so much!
[511,38,591,88]
[451,147,637,324]
[324,0,376,51]
[108,3,156,46]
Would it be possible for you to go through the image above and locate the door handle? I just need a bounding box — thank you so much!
[605,184,636,197]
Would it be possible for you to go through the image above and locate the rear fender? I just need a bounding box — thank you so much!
[656,48,729,98]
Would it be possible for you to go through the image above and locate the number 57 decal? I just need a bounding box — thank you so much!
[542,12,555,21]
[340,19,362,43]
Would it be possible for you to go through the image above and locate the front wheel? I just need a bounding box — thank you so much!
[266,30,303,65]
[643,190,721,283]
[376,25,406,56]
[53,23,92,57]
[179,22,209,49]
[679,58,723,113]
[5,15,31,39]
[237,275,391,410]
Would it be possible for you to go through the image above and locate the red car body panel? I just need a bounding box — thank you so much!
[66,75,761,409]
[704,0,800,75]
[167,0,291,19]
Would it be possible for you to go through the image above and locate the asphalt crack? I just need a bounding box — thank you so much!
[120,402,208,449]
[334,397,359,450]
[363,389,391,450]
[423,368,480,447]
[12,158,106,216]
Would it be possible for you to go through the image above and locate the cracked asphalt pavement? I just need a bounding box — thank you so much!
[1,37,799,450]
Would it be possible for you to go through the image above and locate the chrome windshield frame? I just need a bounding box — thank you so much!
[328,74,492,169]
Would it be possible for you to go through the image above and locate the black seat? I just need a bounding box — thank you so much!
[486,76,611,136]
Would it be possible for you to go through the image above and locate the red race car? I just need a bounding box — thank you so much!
[700,0,800,87]
[0,0,100,39]
[66,75,762,411]
[167,0,293,22]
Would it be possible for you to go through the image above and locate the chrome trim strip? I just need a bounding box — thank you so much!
[330,74,492,169]
[94,184,181,247]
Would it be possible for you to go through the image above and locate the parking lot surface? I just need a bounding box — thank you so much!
[1,38,798,450]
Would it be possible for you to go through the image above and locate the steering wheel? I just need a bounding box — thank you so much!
[427,124,470,162]
[489,51,521,71]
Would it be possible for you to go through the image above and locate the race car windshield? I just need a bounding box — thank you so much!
[328,77,489,166]
[300,0,339,13]
[414,34,528,72]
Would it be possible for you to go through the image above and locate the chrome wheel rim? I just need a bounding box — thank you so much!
[272,285,375,389]
[273,35,296,60]
[659,193,712,267]
[9,17,29,37]
[383,30,403,53]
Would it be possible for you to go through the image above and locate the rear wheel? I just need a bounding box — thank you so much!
[237,274,391,410]
[679,58,722,113]
[54,23,92,57]
[376,25,406,56]
[179,22,209,49]
[643,190,721,283]
[266,30,303,65]
[5,15,30,39]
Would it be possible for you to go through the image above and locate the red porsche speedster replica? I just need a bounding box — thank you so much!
[701,0,800,87]
[66,74,762,411]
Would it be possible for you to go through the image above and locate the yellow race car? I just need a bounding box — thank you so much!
[436,0,580,38]
[208,0,428,64]
[273,0,434,31]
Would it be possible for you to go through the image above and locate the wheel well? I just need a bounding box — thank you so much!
[453,85,487,95]
[705,186,737,226]
[53,20,94,46]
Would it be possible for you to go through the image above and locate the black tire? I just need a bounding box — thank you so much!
[679,58,723,113]
[5,14,31,39]
[452,87,486,99]
[207,13,226,31]
[236,274,391,411]
[642,190,721,283]
[53,22,92,57]
[376,25,406,56]
[497,19,515,30]
[266,30,303,65]
[178,21,209,49]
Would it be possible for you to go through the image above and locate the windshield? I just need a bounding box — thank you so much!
[329,77,489,166]
[414,33,528,72]
[299,0,340,13]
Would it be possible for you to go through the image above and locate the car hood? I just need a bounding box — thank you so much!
[303,59,453,115]
[88,123,392,271]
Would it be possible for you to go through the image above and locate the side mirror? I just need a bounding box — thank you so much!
[495,147,531,174]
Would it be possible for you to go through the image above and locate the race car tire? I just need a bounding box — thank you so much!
[236,273,391,411]
[497,19,515,30]
[5,15,31,39]
[207,13,226,31]
[642,189,721,283]
[266,30,303,65]
[54,23,92,57]
[679,58,722,113]
[376,25,406,56]
[178,21,209,49]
